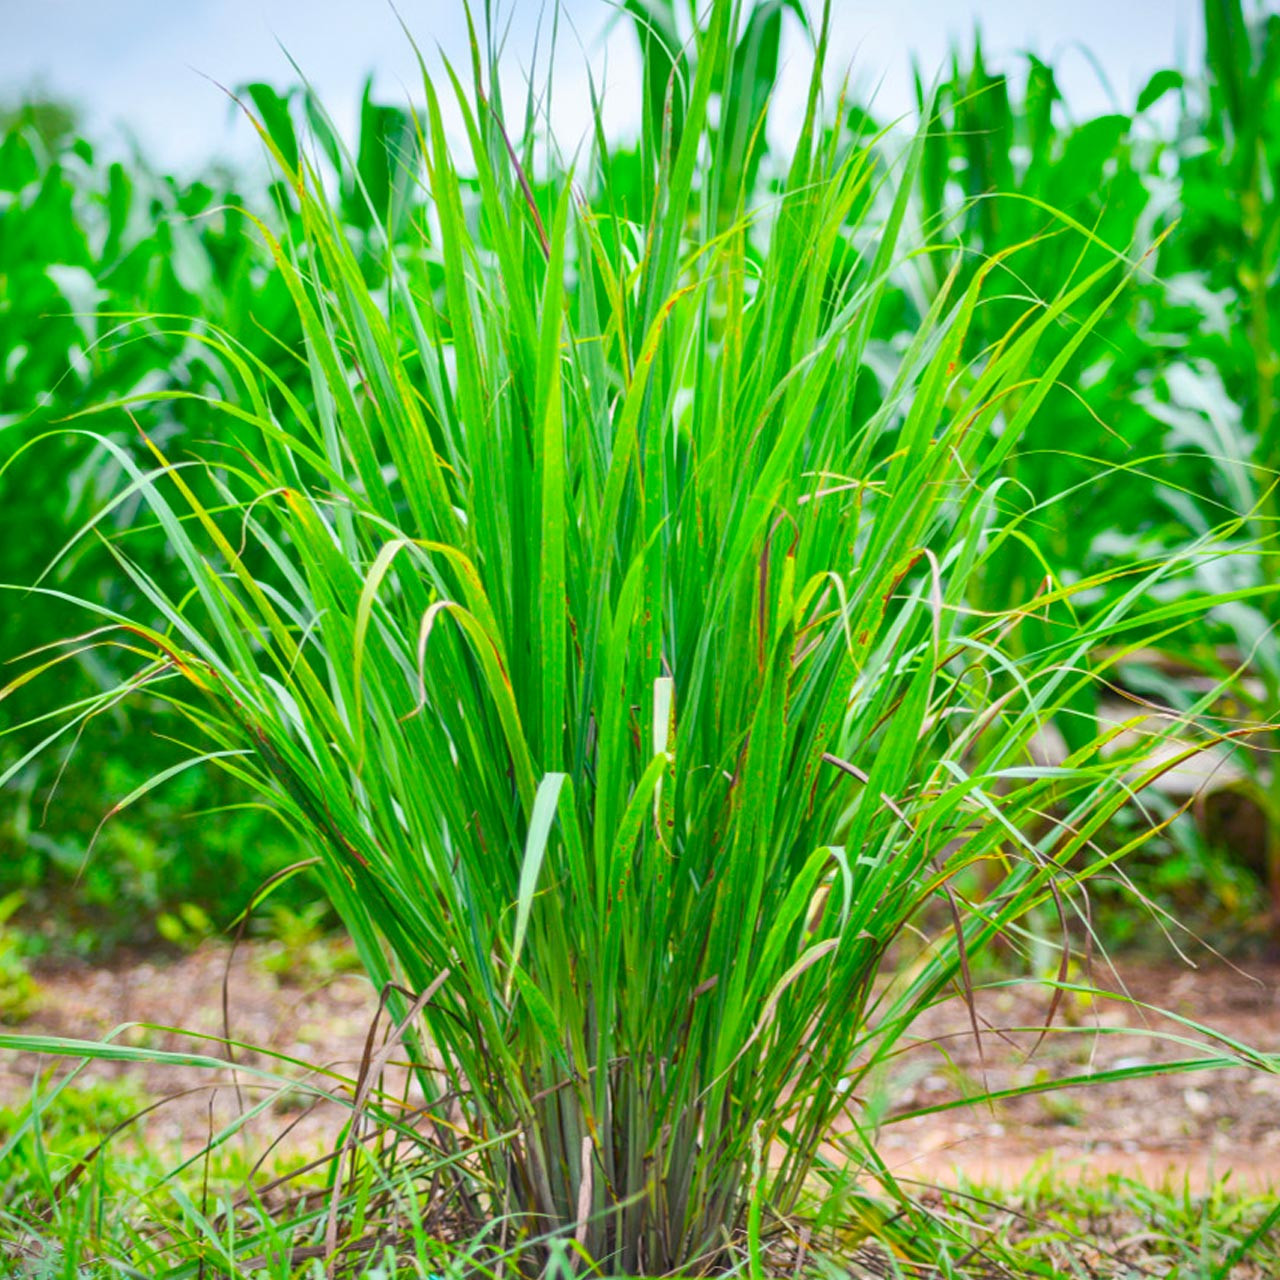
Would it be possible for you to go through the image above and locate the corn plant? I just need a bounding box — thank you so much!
[0,108,310,938]
[1177,0,1280,924]
[3,0,1271,1272]
[0,78,440,939]
[913,50,1187,618]
[911,22,1280,936]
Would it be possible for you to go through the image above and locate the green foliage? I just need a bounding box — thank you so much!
[254,901,361,981]
[0,1067,339,1276]
[1173,0,1280,923]
[621,0,808,222]
[242,77,424,240]
[0,96,80,151]
[3,1,1280,953]
[2,2,1280,1272]
[154,901,214,950]
[0,105,303,946]
[6,1,1272,1271]
[0,82,430,949]
[857,1168,1280,1277]
[1,1063,1277,1278]
[906,8,1280,928]
[0,892,37,1023]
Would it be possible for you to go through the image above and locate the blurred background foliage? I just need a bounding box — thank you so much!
[1,0,1278,963]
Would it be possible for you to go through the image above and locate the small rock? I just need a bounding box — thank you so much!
[1183,1088,1211,1116]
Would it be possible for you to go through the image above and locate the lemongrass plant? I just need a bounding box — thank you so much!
[4,0,1271,1272]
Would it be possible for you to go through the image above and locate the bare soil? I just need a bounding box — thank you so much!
[3,942,1278,1192]
[866,957,1280,1191]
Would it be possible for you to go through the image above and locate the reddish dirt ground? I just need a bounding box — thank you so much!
[865,958,1280,1191]
[2,942,1278,1192]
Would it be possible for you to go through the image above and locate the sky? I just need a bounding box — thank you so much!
[2,0,1201,175]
